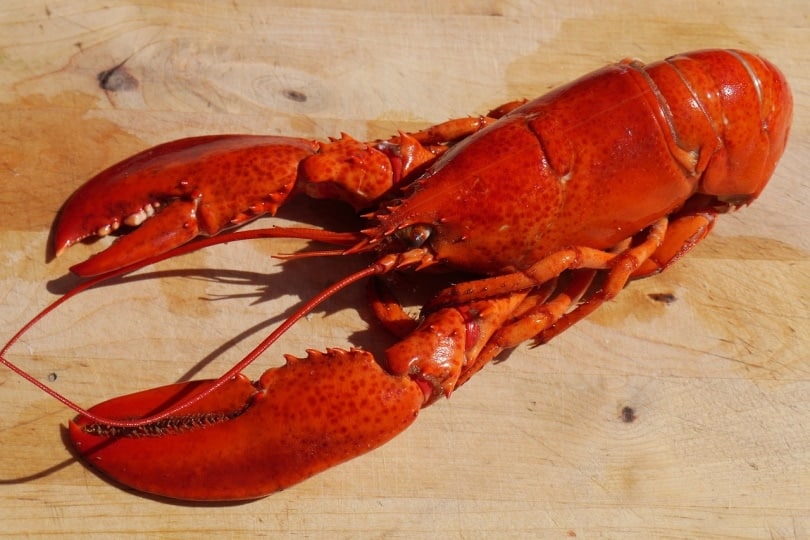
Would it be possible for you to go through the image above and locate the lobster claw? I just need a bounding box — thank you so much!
[55,135,318,276]
[69,349,423,501]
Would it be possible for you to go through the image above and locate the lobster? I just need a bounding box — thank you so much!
[0,49,792,501]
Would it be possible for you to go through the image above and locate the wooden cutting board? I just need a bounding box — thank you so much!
[1,2,808,538]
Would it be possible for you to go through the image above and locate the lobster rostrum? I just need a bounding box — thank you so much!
[0,49,791,501]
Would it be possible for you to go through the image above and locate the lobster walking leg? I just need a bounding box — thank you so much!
[419,218,671,358]
[426,218,668,311]
[454,270,598,388]
[537,218,669,342]
[631,201,717,278]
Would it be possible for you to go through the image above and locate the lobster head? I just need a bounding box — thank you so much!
[664,49,792,210]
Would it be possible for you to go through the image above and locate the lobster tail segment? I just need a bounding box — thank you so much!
[655,49,792,206]
[69,348,423,501]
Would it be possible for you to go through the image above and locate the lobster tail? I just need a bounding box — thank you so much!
[649,49,792,205]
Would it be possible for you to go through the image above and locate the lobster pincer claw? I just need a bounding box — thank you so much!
[66,293,518,500]
[54,135,318,276]
[69,349,424,501]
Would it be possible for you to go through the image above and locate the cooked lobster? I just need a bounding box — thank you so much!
[0,49,792,500]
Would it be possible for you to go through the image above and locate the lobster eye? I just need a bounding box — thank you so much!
[397,224,433,248]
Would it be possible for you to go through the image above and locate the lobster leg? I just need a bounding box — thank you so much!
[367,278,421,339]
[454,270,598,388]
[425,218,671,346]
[538,218,671,343]
[426,205,717,345]
[426,218,667,310]
[538,209,717,342]
[365,268,595,392]
[406,99,526,145]
[632,203,717,278]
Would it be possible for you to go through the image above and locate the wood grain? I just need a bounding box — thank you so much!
[1,1,808,538]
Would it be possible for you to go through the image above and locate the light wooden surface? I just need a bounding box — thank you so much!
[1,1,808,538]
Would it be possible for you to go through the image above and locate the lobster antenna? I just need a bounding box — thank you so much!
[0,226,379,428]
[105,262,386,428]
[0,260,159,417]
[0,263,384,428]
